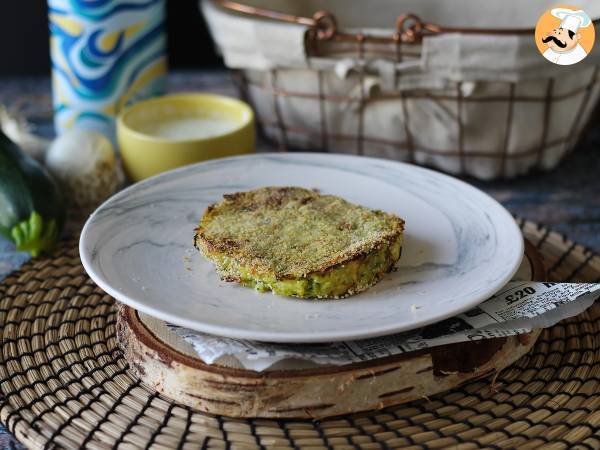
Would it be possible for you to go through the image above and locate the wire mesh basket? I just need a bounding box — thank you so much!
[202,0,600,179]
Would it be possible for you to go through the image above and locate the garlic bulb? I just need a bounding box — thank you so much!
[0,105,51,161]
[45,129,123,212]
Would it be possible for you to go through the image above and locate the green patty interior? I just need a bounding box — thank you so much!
[207,236,402,298]
[195,187,404,298]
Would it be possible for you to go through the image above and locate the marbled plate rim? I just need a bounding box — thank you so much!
[79,152,524,343]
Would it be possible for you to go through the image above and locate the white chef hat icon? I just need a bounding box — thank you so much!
[551,8,592,33]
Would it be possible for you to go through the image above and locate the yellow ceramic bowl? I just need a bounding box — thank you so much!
[117,93,255,181]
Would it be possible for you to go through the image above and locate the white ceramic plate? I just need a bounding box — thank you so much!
[80,153,523,343]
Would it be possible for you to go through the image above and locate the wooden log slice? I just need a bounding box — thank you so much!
[116,240,545,419]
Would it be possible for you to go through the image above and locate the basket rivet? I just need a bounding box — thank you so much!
[396,13,425,43]
[312,10,337,41]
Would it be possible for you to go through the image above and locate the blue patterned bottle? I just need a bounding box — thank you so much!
[49,0,167,137]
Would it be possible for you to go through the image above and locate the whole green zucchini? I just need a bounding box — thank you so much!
[0,130,65,256]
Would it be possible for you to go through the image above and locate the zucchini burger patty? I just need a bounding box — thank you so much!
[194,187,404,299]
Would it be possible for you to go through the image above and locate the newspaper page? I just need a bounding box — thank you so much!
[168,282,600,371]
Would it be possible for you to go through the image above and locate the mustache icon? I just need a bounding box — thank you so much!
[542,35,567,48]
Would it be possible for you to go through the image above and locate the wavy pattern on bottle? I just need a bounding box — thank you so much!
[49,0,167,136]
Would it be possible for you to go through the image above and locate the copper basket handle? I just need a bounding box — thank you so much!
[212,2,446,46]
[211,0,548,40]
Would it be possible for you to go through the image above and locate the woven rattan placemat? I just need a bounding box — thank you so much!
[0,219,599,450]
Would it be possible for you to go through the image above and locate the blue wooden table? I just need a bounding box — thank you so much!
[0,71,598,448]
